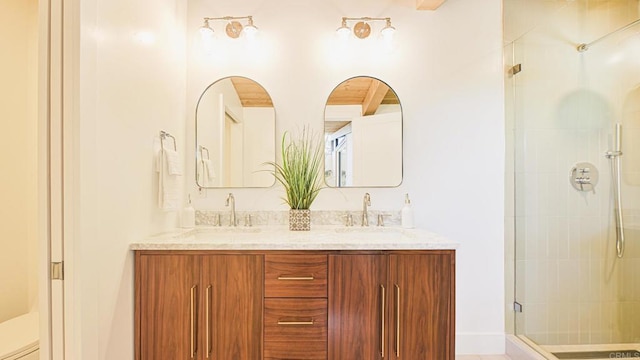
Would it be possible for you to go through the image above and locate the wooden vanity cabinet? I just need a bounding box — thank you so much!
[135,253,263,360]
[135,250,454,360]
[328,252,455,360]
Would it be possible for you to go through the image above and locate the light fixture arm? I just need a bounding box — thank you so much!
[341,16,391,22]
[203,15,253,22]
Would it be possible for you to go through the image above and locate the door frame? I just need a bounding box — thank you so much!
[39,0,78,358]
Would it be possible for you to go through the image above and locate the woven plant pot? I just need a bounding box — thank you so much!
[289,209,311,231]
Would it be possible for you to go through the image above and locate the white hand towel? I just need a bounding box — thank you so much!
[164,148,182,175]
[199,159,215,187]
[156,149,181,211]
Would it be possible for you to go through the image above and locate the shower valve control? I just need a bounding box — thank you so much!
[570,162,599,193]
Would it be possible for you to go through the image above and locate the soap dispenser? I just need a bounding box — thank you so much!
[401,193,414,229]
[180,194,196,229]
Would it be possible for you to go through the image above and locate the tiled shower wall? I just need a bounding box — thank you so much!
[506,0,640,345]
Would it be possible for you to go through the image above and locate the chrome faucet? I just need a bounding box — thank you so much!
[362,193,371,227]
[225,193,237,226]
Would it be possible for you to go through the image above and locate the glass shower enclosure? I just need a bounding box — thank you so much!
[506,1,640,358]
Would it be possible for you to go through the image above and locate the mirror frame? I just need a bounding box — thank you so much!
[323,75,404,188]
[195,76,276,189]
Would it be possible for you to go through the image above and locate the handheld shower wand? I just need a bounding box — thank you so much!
[605,123,625,258]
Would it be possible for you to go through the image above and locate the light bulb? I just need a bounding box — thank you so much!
[243,18,258,40]
[199,20,215,54]
[380,22,396,42]
[199,19,214,40]
[336,23,351,41]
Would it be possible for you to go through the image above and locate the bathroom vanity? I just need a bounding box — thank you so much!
[132,227,457,360]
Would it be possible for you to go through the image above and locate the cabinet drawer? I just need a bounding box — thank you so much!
[264,343,327,360]
[264,299,327,360]
[265,255,327,298]
[264,299,327,340]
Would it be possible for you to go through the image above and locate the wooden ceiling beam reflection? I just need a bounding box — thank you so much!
[326,77,399,114]
[362,81,390,116]
[416,0,447,10]
[324,121,351,134]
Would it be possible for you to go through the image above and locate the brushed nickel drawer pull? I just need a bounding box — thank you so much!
[277,319,314,325]
[277,275,315,281]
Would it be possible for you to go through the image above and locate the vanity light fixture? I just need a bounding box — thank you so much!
[336,17,396,39]
[199,15,258,39]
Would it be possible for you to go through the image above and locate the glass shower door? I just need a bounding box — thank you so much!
[511,1,640,357]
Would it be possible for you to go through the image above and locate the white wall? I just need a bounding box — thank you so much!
[0,0,39,323]
[351,112,402,186]
[242,107,276,187]
[76,0,187,358]
[73,0,505,357]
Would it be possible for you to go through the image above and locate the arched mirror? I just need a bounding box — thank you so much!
[324,76,403,187]
[195,76,275,188]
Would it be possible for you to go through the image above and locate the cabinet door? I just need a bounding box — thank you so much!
[389,254,454,360]
[137,254,199,360]
[202,255,263,360]
[328,255,387,360]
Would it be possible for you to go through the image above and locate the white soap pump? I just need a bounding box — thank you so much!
[180,194,196,229]
[401,193,414,229]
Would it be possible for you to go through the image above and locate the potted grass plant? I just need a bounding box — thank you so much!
[268,128,323,231]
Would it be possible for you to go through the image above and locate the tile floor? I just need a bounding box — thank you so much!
[456,356,512,360]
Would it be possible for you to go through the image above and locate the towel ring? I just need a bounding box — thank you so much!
[160,131,177,151]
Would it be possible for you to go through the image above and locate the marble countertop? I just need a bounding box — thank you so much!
[130,226,458,251]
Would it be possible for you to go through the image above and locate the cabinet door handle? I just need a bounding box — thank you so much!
[380,284,386,358]
[206,284,212,358]
[395,284,400,358]
[277,319,314,325]
[190,285,197,359]
[277,275,315,281]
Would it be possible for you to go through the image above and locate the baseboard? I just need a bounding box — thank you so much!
[505,335,548,360]
[456,332,506,354]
